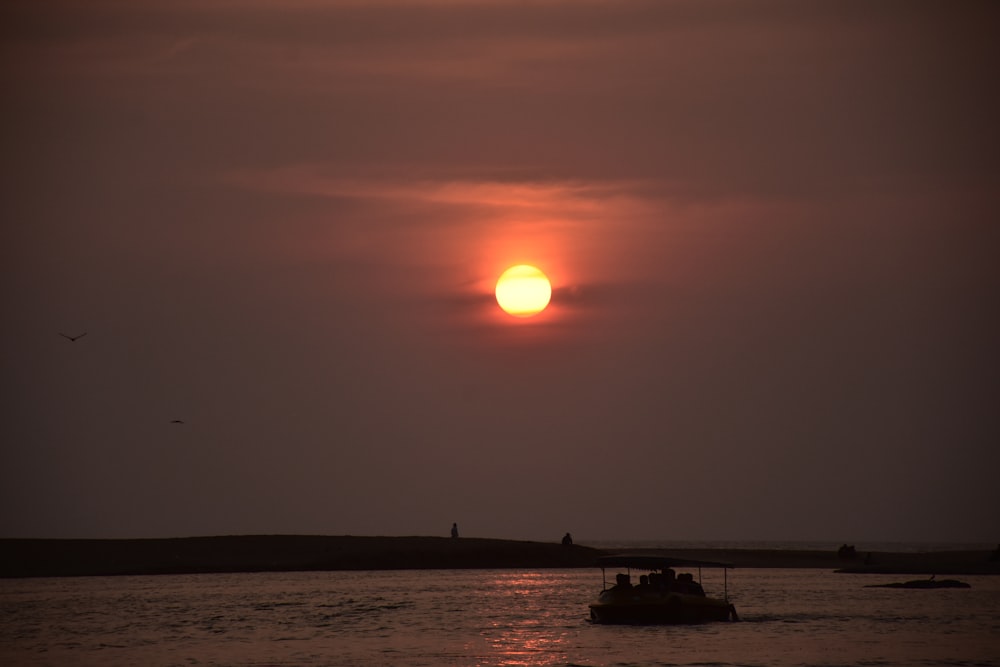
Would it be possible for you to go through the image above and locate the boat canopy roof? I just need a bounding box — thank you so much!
[597,554,733,570]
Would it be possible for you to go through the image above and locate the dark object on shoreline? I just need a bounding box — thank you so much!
[562,532,573,546]
[834,548,999,575]
[837,544,857,559]
[865,576,971,589]
[451,523,459,539]
[589,555,738,625]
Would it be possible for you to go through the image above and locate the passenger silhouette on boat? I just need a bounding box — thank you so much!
[562,532,573,546]
[451,523,459,539]
[635,574,653,593]
[663,568,677,591]
[677,572,704,596]
[610,573,632,591]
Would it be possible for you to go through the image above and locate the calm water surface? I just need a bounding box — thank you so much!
[2,568,998,666]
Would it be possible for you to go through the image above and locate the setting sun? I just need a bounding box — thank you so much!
[495,265,552,317]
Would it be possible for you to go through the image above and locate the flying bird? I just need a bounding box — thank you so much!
[170,419,185,424]
[59,332,87,342]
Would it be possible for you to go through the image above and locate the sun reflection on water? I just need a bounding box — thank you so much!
[476,573,577,666]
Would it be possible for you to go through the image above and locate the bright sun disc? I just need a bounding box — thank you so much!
[495,265,552,317]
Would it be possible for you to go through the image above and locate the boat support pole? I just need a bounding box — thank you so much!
[724,568,738,621]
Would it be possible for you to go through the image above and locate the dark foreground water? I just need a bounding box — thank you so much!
[2,567,998,666]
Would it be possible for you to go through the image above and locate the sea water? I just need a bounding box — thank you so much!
[2,567,998,666]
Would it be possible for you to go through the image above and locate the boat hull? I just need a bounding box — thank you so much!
[589,592,735,625]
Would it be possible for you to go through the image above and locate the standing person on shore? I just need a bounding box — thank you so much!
[451,523,459,538]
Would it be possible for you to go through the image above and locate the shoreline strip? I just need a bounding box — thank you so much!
[1,536,997,578]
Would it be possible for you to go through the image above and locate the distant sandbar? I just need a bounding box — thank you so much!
[1,536,997,578]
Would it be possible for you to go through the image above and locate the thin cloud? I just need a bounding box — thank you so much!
[226,166,659,223]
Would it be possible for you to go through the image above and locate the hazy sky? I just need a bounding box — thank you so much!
[2,0,998,544]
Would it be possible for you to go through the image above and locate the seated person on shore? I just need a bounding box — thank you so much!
[562,532,573,546]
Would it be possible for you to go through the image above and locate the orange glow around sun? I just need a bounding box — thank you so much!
[495,265,552,317]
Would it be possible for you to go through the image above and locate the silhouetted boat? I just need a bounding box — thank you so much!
[589,555,738,624]
[865,576,971,589]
